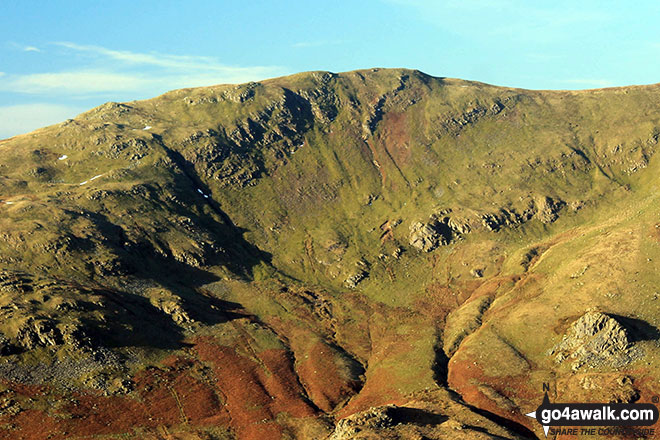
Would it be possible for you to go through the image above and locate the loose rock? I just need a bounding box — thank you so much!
[549,311,639,371]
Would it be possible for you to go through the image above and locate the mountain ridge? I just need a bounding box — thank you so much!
[0,67,659,439]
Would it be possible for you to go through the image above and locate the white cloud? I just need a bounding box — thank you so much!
[0,68,286,96]
[54,42,284,76]
[55,42,217,70]
[0,43,290,139]
[2,71,150,94]
[0,103,83,139]
[0,43,288,97]
[6,42,42,53]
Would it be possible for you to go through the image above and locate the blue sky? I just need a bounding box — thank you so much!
[2,0,660,138]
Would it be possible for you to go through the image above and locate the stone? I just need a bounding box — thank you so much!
[535,196,565,224]
[330,406,395,439]
[549,311,638,371]
[409,221,441,252]
[344,271,368,289]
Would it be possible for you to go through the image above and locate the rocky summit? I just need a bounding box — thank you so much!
[549,311,638,371]
[0,68,660,439]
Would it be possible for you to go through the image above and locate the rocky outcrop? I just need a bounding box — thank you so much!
[329,398,527,439]
[149,294,193,325]
[534,196,565,224]
[330,406,396,439]
[344,271,367,289]
[480,196,565,231]
[481,207,534,232]
[549,312,639,371]
[409,221,446,252]
[5,317,91,353]
[442,101,506,133]
[409,213,467,252]
[576,374,640,404]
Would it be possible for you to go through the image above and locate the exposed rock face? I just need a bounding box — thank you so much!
[329,400,526,440]
[550,312,638,371]
[409,216,455,252]
[577,374,640,403]
[15,319,63,349]
[150,296,193,325]
[480,196,565,231]
[344,270,368,289]
[447,217,471,235]
[330,406,395,439]
[409,212,472,252]
[534,196,565,224]
[409,221,444,252]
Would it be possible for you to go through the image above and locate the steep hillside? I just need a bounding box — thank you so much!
[1,68,660,439]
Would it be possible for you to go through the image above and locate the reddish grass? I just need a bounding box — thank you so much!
[194,336,316,440]
[448,347,537,433]
[336,369,407,419]
[296,341,361,412]
[378,112,412,167]
[0,355,230,439]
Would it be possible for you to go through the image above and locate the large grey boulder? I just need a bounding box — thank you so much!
[549,311,639,371]
[409,222,443,252]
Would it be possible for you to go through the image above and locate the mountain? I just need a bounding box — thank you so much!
[0,68,659,439]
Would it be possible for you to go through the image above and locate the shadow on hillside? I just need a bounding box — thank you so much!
[386,406,449,426]
[63,211,260,350]
[432,342,450,387]
[444,388,538,439]
[611,314,660,343]
[154,137,273,273]
[77,285,246,351]
[434,338,537,438]
[49,131,282,352]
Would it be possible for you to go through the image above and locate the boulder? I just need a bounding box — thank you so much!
[534,196,565,224]
[344,270,368,289]
[409,216,454,252]
[549,312,638,371]
[330,406,395,439]
[409,221,442,252]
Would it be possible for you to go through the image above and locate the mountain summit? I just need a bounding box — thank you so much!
[0,68,659,439]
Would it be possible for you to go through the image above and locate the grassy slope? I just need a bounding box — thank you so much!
[0,68,659,438]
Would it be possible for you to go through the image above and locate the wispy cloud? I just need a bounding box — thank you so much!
[0,103,83,139]
[1,42,287,97]
[1,71,149,94]
[1,70,284,96]
[54,42,283,76]
[0,43,289,137]
[7,42,42,53]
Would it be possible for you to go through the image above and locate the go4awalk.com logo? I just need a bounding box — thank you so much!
[525,389,659,438]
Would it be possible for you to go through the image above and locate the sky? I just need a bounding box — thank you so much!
[2,0,660,139]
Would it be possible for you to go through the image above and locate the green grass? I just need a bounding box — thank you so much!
[2,67,660,437]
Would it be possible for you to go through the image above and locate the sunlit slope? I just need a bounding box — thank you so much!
[0,68,659,439]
